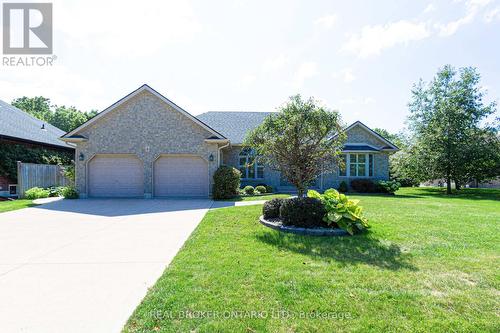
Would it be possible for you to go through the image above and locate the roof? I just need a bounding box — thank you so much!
[196,111,273,144]
[343,144,379,151]
[0,100,73,149]
[62,84,226,140]
[196,113,399,151]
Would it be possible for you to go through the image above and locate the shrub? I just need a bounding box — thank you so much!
[376,180,400,194]
[308,189,369,235]
[47,186,65,197]
[350,179,376,193]
[243,185,255,195]
[394,177,419,187]
[63,164,76,182]
[255,185,267,194]
[61,186,79,199]
[338,181,348,193]
[262,198,285,219]
[25,187,50,199]
[265,185,274,193]
[279,197,327,228]
[213,166,241,200]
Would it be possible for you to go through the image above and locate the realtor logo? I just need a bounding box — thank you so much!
[2,3,52,54]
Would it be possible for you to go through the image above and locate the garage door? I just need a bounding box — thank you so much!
[154,155,208,197]
[88,155,144,197]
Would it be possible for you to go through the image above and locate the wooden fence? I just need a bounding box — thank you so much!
[17,162,73,198]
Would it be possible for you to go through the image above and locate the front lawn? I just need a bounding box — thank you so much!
[124,187,500,332]
[0,199,37,213]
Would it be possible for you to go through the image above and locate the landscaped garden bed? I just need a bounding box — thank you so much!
[259,215,349,236]
[260,188,369,235]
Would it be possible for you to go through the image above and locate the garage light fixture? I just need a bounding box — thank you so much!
[79,152,84,161]
[209,153,214,162]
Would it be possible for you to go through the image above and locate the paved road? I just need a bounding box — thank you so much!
[0,198,212,333]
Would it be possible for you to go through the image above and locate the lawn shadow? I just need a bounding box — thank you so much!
[349,187,500,201]
[350,193,422,199]
[407,187,500,201]
[255,230,416,271]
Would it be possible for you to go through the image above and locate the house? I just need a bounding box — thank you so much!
[0,100,74,197]
[60,84,398,198]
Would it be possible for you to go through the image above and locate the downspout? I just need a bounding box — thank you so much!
[218,142,230,167]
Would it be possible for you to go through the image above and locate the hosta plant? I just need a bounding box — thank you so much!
[308,188,369,235]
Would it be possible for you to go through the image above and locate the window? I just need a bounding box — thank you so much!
[339,153,374,177]
[239,149,264,179]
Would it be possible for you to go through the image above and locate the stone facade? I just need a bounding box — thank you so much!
[74,91,219,198]
[221,123,393,191]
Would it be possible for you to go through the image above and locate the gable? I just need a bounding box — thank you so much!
[345,122,398,150]
[62,85,225,140]
[75,90,218,148]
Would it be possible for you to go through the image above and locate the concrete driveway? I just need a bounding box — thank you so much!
[0,198,212,333]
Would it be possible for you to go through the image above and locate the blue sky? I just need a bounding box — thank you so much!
[1,0,499,132]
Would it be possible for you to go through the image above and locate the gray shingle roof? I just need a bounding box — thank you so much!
[196,111,273,144]
[0,99,73,149]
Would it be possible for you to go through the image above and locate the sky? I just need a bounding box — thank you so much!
[0,0,499,133]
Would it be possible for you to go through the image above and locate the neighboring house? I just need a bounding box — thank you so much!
[0,100,74,197]
[61,84,398,198]
[468,178,500,189]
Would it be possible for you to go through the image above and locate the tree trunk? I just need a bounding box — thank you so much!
[446,176,452,194]
[454,179,461,190]
[297,184,305,197]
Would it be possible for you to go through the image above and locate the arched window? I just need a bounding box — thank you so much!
[239,148,264,179]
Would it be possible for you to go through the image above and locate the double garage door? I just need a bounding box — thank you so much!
[88,155,208,198]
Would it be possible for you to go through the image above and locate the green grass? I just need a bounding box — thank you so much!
[124,187,500,332]
[223,193,291,201]
[0,199,37,213]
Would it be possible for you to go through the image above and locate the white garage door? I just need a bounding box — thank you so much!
[154,155,208,197]
[88,155,144,197]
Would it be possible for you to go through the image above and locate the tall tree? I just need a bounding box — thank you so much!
[11,96,52,122]
[11,97,98,132]
[51,106,98,132]
[244,95,346,197]
[372,127,411,150]
[407,65,497,193]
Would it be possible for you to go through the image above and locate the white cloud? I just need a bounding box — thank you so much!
[238,74,257,87]
[342,0,494,57]
[437,14,474,36]
[437,0,493,36]
[291,62,318,89]
[333,68,356,83]
[314,14,337,29]
[341,20,430,58]
[55,0,202,57]
[262,54,290,72]
[423,4,436,13]
[484,6,500,22]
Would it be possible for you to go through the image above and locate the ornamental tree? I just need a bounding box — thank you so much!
[407,65,497,193]
[244,95,346,197]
